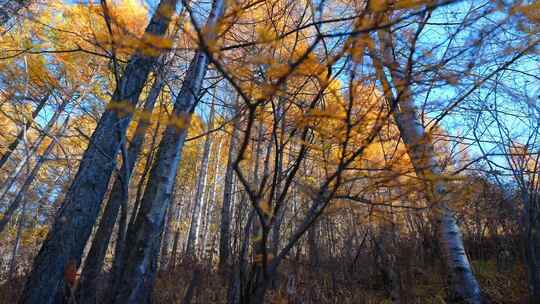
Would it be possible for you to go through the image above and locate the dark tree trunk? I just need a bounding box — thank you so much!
[523,195,540,304]
[76,75,164,304]
[18,2,177,303]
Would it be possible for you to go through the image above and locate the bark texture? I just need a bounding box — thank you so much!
[18,2,177,303]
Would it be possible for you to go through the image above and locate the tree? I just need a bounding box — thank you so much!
[110,0,226,302]
[19,1,178,302]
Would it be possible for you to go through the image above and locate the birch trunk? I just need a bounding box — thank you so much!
[168,196,184,270]
[7,199,27,280]
[19,2,177,302]
[111,2,225,302]
[186,102,215,258]
[369,25,482,303]
[159,191,178,270]
[202,136,223,257]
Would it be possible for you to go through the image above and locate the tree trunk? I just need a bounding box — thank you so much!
[202,136,223,258]
[19,2,177,302]
[368,25,482,303]
[523,194,540,304]
[186,102,215,258]
[159,190,177,270]
[110,2,225,302]
[0,93,48,172]
[76,75,164,304]
[219,109,240,271]
[168,197,185,270]
[7,199,27,280]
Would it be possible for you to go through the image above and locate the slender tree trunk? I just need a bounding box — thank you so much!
[0,93,48,172]
[219,109,240,271]
[186,102,215,258]
[19,2,177,303]
[127,106,162,231]
[7,199,27,280]
[76,75,164,304]
[202,136,222,258]
[159,190,178,270]
[368,25,482,303]
[111,2,225,302]
[0,113,67,235]
[169,196,185,270]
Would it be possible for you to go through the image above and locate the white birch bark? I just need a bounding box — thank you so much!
[369,25,482,303]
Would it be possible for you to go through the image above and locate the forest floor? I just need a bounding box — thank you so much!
[0,259,528,303]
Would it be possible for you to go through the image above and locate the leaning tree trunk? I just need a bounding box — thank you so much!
[159,189,178,270]
[18,2,177,303]
[368,24,482,303]
[110,1,225,302]
[76,74,165,304]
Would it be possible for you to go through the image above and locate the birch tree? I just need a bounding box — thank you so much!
[111,1,226,302]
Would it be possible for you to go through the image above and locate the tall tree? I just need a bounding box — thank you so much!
[76,72,165,304]
[218,107,240,271]
[186,101,215,257]
[368,16,482,303]
[111,0,226,302]
[18,1,178,303]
